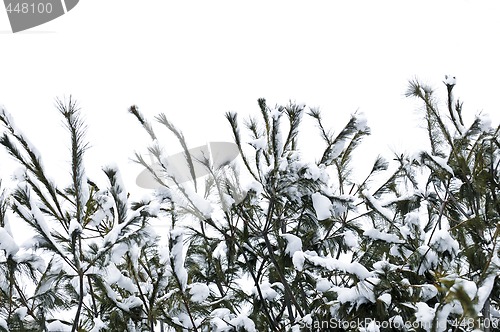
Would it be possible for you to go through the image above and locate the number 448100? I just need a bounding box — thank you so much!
[6,2,53,14]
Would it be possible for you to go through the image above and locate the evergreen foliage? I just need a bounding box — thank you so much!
[0,77,498,331]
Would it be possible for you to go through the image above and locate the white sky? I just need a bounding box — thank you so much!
[1,1,499,194]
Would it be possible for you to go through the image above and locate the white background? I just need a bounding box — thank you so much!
[1,0,499,194]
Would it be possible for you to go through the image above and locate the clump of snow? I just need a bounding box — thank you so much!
[14,306,28,320]
[475,274,496,313]
[449,177,463,193]
[404,211,420,227]
[90,317,108,332]
[13,251,46,273]
[451,278,477,301]
[228,315,256,332]
[316,278,332,292]
[88,193,114,228]
[106,263,122,285]
[327,140,345,161]
[372,260,398,272]
[429,155,454,176]
[292,251,306,271]
[102,283,119,306]
[477,113,492,132]
[129,244,140,272]
[106,163,128,202]
[362,190,394,221]
[210,308,232,329]
[189,282,210,303]
[221,193,235,210]
[248,136,267,150]
[110,242,129,264]
[390,243,414,259]
[444,75,456,86]
[47,320,69,331]
[403,211,424,240]
[71,276,89,297]
[175,184,213,217]
[0,228,19,257]
[145,198,160,216]
[295,251,373,279]
[244,180,263,196]
[398,225,410,239]
[331,199,348,216]
[363,228,402,244]
[311,192,332,220]
[0,316,7,330]
[343,230,358,248]
[419,284,438,301]
[69,218,83,236]
[170,229,188,291]
[48,256,64,274]
[211,308,231,319]
[252,282,278,301]
[102,218,127,248]
[430,229,459,255]
[333,285,362,304]
[12,166,27,182]
[106,263,138,293]
[126,318,138,332]
[303,163,320,181]
[415,302,435,331]
[172,313,193,330]
[354,113,368,131]
[417,246,438,274]
[79,173,90,214]
[378,293,392,306]
[281,234,302,256]
[212,241,227,261]
[270,108,282,120]
[119,296,143,312]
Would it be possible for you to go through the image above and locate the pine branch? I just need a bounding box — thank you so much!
[258,98,271,142]
[57,97,88,225]
[225,111,259,180]
[128,105,157,140]
[282,102,303,154]
[307,108,333,145]
[102,166,128,224]
[0,111,67,225]
[406,79,453,156]
[155,113,198,191]
[133,152,169,188]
